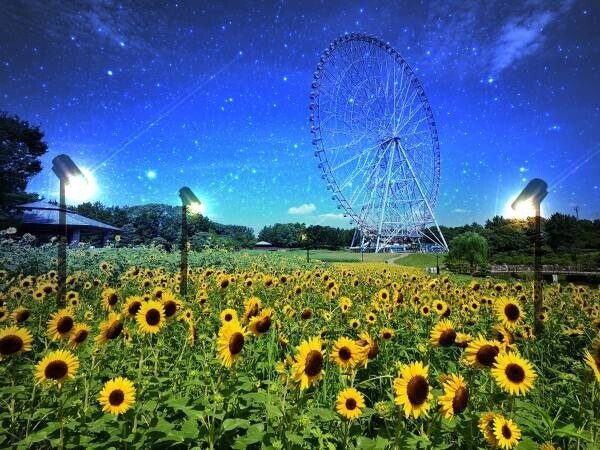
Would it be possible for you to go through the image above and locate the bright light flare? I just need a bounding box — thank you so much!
[188,201,205,215]
[504,195,537,219]
[65,167,97,202]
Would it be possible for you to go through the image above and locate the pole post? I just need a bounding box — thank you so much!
[533,203,543,334]
[57,180,67,308]
[436,253,440,275]
[180,204,188,296]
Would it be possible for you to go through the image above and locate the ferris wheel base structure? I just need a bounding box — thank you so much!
[309,33,449,254]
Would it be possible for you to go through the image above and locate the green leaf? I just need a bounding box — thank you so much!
[310,407,339,422]
[553,423,591,441]
[355,436,390,450]
[180,419,199,440]
[515,437,538,450]
[221,418,251,432]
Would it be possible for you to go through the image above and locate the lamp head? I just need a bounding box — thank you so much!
[51,154,86,185]
[511,178,548,209]
[179,186,201,209]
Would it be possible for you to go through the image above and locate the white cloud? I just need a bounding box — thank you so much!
[288,203,316,215]
[491,11,554,73]
[452,208,469,214]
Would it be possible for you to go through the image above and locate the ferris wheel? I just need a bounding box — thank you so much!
[309,33,448,252]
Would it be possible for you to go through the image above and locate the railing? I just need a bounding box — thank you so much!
[490,264,600,275]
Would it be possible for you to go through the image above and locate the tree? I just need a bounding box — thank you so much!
[447,232,489,273]
[0,112,48,213]
[544,212,578,252]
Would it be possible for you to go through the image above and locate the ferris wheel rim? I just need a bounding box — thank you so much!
[309,32,441,233]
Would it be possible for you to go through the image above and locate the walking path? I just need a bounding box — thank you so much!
[384,253,411,265]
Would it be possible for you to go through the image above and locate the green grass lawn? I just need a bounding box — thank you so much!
[392,253,446,269]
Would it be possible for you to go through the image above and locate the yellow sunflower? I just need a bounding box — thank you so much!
[69,323,91,348]
[34,349,79,386]
[98,377,136,415]
[349,318,360,330]
[136,300,165,334]
[357,331,378,365]
[491,351,537,395]
[379,327,395,341]
[393,361,432,418]
[493,415,521,449]
[0,325,33,359]
[122,296,143,318]
[248,308,274,336]
[11,306,30,324]
[583,350,600,382]
[161,292,181,319]
[95,312,124,344]
[432,299,448,316]
[479,412,500,447]
[101,288,119,311]
[219,308,238,324]
[292,336,325,390]
[438,373,469,419]
[47,308,75,340]
[216,320,247,368]
[464,335,501,369]
[455,332,473,348]
[496,297,525,329]
[331,336,364,370]
[242,296,261,323]
[336,387,365,420]
[429,319,457,347]
[339,297,352,314]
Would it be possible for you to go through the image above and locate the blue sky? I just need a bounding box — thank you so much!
[1,0,598,232]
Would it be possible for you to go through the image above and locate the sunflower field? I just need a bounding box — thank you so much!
[0,244,599,449]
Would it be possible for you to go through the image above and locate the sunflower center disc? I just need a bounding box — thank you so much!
[57,316,74,334]
[476,345,499,367]
[45,360,68,380]
[439,329,456,346]
[109,389,125,406]
[504,304,520,321]
[146,309,161,326]
[106,321,123,339]
[451,387,469,413]
[301,309,312,319]
[256,316,271,333]
[345,398,357,410]
[129,302,141,315]
[0,335,23,355]
[502,424,512,439]
[338,346,351,361]
[164,302,176,317]
[505,363,525,383]
[228,332,245,355]
[108,294,118,305]
[383,332,391,339]
[224,314,232,321]
[74,330,88,343]
[305,350,324,377]
[407,375,429,405]
[17,311,30,322]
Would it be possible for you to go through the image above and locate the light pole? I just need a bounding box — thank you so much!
[179,187,201,296]
[511,178,548,335]
[301,231,310,263]
[51,154,87,307]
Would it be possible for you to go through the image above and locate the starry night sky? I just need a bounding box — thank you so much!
[1,0,599,232]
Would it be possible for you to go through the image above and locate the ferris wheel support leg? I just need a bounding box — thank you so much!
[395,141,448,251]
[375,140,395,253]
